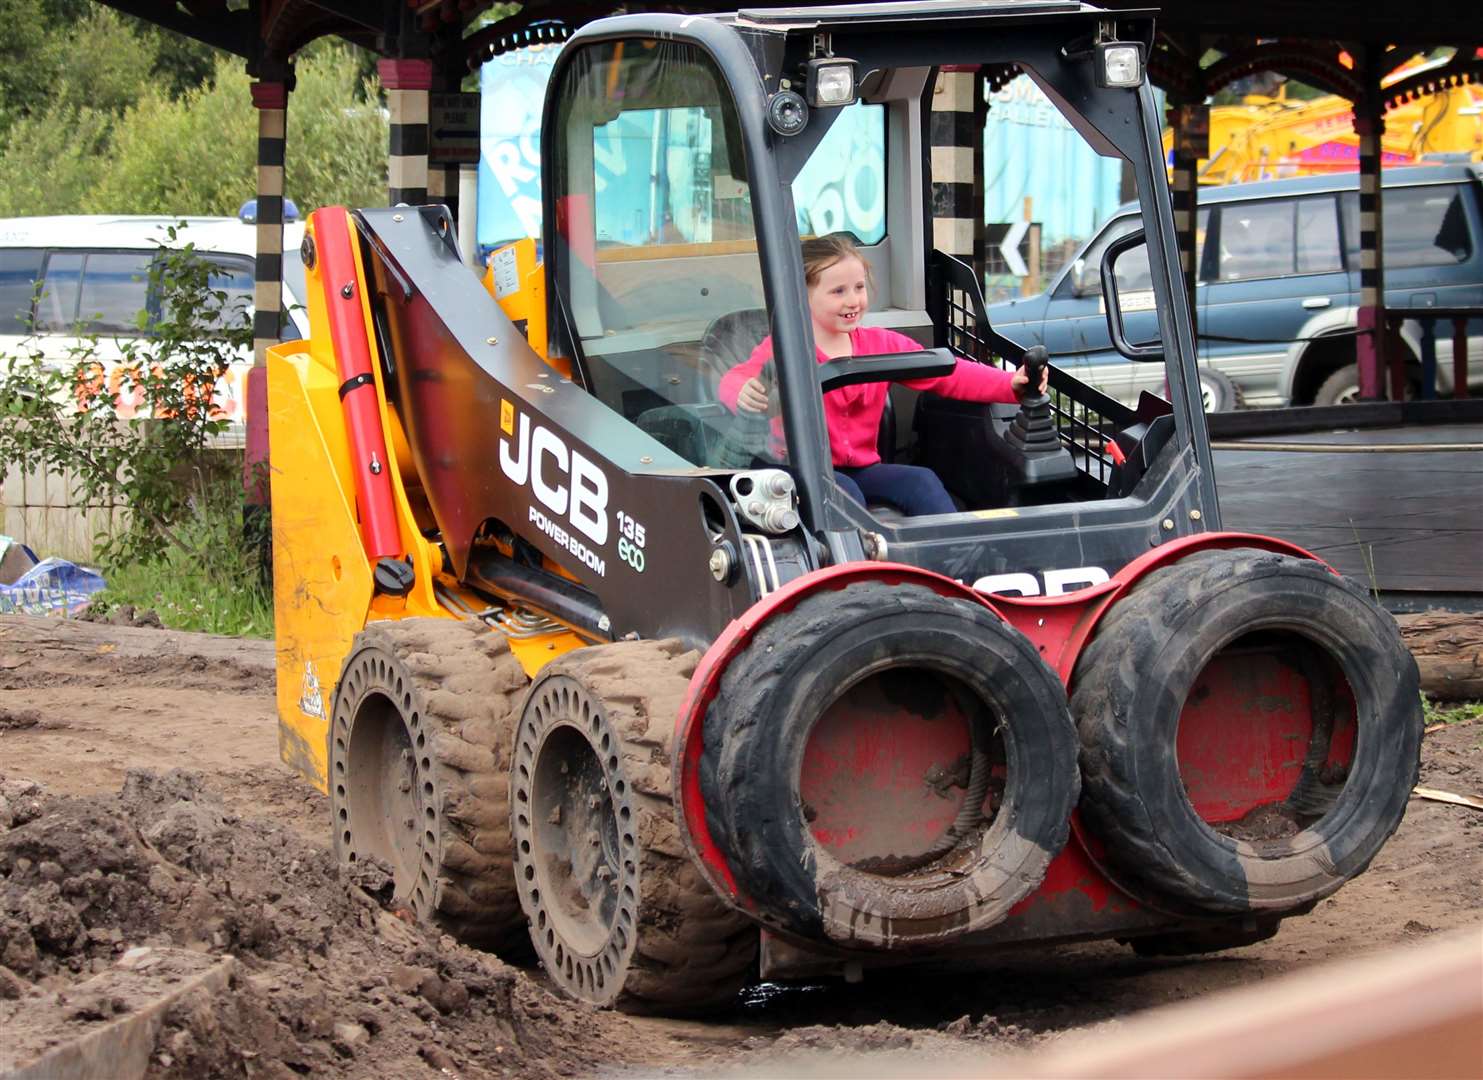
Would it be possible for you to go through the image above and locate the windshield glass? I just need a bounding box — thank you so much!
[550,38,782,468]
[791,103,886,243]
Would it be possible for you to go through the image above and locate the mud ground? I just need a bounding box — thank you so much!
[1,612,1481,1078]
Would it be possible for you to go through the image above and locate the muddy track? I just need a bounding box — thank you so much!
[1,613,1480,1077]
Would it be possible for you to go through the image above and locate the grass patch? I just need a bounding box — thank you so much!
[1422,697,1483,729]
[88,490,273,638]
[93,558,272,638]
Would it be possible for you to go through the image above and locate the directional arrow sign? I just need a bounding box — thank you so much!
[429,93,480,164]
[998,220,1029,277]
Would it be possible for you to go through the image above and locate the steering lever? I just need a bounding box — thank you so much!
[1019,345,1051,409]
[1004,345,1062,457]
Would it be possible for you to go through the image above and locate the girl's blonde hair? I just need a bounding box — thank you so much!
[801,233,873,290]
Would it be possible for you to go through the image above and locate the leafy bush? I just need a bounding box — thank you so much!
[89,489,274,637]
[0,104,113,219]
[0,7,156,217]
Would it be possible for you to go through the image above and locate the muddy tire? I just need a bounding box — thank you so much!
[701,581,1080,949]
[1072,549,1423,916]
[510,640,756,1013]
[329,617,529,950]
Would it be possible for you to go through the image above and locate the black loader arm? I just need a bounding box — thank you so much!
[351,206,768,649]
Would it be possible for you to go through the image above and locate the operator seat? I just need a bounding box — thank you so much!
[698,307,906,515]
[700,306,898,459]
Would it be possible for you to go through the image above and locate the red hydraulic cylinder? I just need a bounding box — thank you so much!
[308,207,402,560]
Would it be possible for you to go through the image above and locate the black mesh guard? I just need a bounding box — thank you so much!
[928,249,1138,490]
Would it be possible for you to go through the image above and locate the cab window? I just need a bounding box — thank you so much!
[1059,209,1209,298]
[791,103,886,243]
[1295,196,1341,273]
[0,248,43,334]
[29,250,153,335]
[76,252,154,334]
[34,252,84,332]
[1215,199,1293,281]
[551,38,772,467]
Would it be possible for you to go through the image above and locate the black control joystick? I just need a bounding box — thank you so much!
[1004,345,1062,456]
[1019,345,1050,404]
[916,344,1077,507]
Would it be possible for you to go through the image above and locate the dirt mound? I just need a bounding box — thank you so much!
[0,769,637,1079]
[77,603,166,630]
[0,651,272,696]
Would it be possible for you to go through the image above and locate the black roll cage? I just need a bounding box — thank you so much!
[541,4,1218,564]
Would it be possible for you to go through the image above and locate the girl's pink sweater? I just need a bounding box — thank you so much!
[717,326,1018,467]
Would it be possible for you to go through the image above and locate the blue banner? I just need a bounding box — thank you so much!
[478,45,560,249]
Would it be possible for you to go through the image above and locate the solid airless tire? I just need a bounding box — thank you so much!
[510,640,757,1012]
[329,617,529,951]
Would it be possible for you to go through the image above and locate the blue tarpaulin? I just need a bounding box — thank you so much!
[0,537,106,617]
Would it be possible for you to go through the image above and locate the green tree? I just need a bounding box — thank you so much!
[83,45,386,216]
[50,7,161,116]
[135,20,220,100]
[0,1,193,142]
[0,0,65,140]
[0,6,178,216]
[81,60,258,215]
[0,104,112,217]
[279,44,389,211]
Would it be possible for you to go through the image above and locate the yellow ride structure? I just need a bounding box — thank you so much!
[1165,53,1483,185]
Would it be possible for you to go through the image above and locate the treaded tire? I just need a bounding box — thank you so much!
[701,581,1081,948]
[510,640,757,1013]
[1072,549,1423,915]
[1197,369,1243,412]
[329,617,529,950]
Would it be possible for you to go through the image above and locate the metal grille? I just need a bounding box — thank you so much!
[932,252,1136,489]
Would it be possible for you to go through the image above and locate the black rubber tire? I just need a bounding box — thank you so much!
[701,581,1081,948]
[329,617,529,951]
[1314,361,1418,406]
[510,640,757,1013]
[1072,549,1423,916]
[1197,368,1243,412]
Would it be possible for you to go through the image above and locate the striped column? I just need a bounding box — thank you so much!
[250,80,289,369]
[246,78,290,511]
[380,58,433,206]
[427,70,453,221]
[427,161,459,221]
[1168,107,1200,342]
[428,69,458,223]
[1354,107,1387,400]
[930,66,984,270]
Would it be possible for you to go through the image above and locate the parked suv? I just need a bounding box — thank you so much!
[986,164,1483,408]
[0,213,308,435]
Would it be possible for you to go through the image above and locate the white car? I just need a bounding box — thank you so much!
[0,212,308,438]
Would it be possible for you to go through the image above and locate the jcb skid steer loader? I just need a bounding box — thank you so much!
[268,1,1423,1011]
